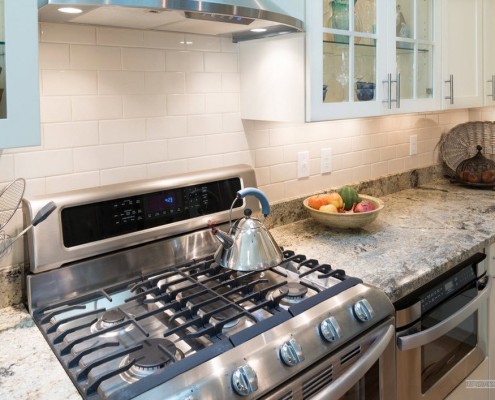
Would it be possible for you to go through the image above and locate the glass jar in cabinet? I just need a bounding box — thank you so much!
[0,0,40,149]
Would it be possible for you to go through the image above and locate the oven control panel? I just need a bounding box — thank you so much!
[61,177,242,247]
[420,265,476,314]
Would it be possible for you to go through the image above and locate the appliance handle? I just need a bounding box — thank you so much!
[311,323,394,400]
[397,277,491,351]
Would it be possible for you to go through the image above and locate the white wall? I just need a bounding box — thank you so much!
[0,22,494,269]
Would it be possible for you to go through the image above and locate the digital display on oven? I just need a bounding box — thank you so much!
[145,191,182,217]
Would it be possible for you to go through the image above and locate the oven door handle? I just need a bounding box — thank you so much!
[397,277,491,352]
[310,323,395,400]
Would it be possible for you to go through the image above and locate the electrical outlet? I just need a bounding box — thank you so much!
[409,135,418,155]
[297,151,310,179]
[321,148,332,174]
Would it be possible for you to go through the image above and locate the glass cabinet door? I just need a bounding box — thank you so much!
[394,0,436,105]
[0,0,40,149]
[322,0,378,104]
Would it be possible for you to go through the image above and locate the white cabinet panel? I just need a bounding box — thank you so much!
[442,0,483,109]
[0,0,40,149]
[483,0,495,105]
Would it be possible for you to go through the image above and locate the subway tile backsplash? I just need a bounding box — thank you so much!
[0,22,494,274]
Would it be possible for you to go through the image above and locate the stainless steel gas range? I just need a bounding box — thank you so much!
[23,164,396,400]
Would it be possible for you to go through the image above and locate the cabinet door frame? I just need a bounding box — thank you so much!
[483,0,495,106]
[441,0,484,109]
[0,0,40,149]
[385,0,442,115]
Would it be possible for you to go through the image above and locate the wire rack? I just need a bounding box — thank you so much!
[439,121,495,176]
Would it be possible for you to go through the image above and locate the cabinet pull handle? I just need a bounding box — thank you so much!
[383,73,392,109]
[382,73,400,109]
[445,74,454,104]
[488,75,495,101]
[396,73,401,109]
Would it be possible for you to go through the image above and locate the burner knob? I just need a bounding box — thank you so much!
[353,299,375,322]
[320,316,342,342]
[280,338,305,366]
[232,364,258,396]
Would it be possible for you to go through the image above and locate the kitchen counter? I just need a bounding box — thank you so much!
[0,176,494,398]
[0,305,80,399]
[270,178,495,303]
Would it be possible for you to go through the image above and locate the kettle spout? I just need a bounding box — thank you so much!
[208,221,234,250]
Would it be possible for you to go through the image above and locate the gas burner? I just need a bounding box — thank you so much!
[277,282,309,309]
[90,308,134,337]
[120,338,183,383]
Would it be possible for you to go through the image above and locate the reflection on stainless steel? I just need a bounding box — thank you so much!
[24,164,396,400]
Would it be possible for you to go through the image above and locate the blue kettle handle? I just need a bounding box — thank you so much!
[237,188,270,217]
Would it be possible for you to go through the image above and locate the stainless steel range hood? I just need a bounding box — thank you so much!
[37,0,304,42]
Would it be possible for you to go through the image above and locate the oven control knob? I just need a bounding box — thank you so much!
[280,338,305,366]
[320,316,342,342]
[353,298,375,322]
[232,364,258,396]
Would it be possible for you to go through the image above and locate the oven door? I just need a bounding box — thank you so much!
[396,276,491,400]
[263,317,396,400]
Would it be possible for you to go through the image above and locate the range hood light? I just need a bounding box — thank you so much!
[250,28,267,33]
[57,7,83,14]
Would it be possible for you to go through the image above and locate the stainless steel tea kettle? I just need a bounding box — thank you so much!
[209,187,283,272]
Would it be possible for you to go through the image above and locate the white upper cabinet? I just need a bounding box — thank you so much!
[309,0,441,121]
[483,0,495,105]
[0,0,40,149]
[240,0,441,122]
[442,0,483,109]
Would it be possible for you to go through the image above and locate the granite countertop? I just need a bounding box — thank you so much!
[0,305,81,399]
[270,178,495,303]
[0,177,493,398]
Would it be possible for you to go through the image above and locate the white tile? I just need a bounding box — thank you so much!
[245,130,270,149]
[187,155,224,172]
[147,160,188,178]
[221,73,240,92]
[254,167,270,186]
[167,137,207,159]
[166,94,206,115]
[42,70,98,96]
[99,119,146,144]
[165,51,204,72]
[146,116,188,139]
[100,166,148,185]
[123,95,166,118]
[72,96,123,121]
[270,163,297,183]
[222,113,243,132]
[124,140,168,165]
[70,45,121,70]
[14,150,73,179]
[40,97,72,123]
[187,115,223,135]
[97,27,144,47]
[39,43,70,70]
[223,151,253,167]
[45,172,100,193]
[144,72,186,94]
[40,23,96,44]
[205,132,248,154]
[0,155,14,182]
[24,178,47,197]
[204,52,238,72]
[144,31,186,49]
[186,73,222,93]
[122,48,166,71]
[185,34,221,52]
[74,145,124,172]
[98,71,146,95]
[43,121,99,149]
[220,37,239,53]
[205,93,240,113]
[255,147,284,167]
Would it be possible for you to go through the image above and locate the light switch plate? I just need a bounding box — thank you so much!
[321,148,332,174]
[297,151,310,179]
